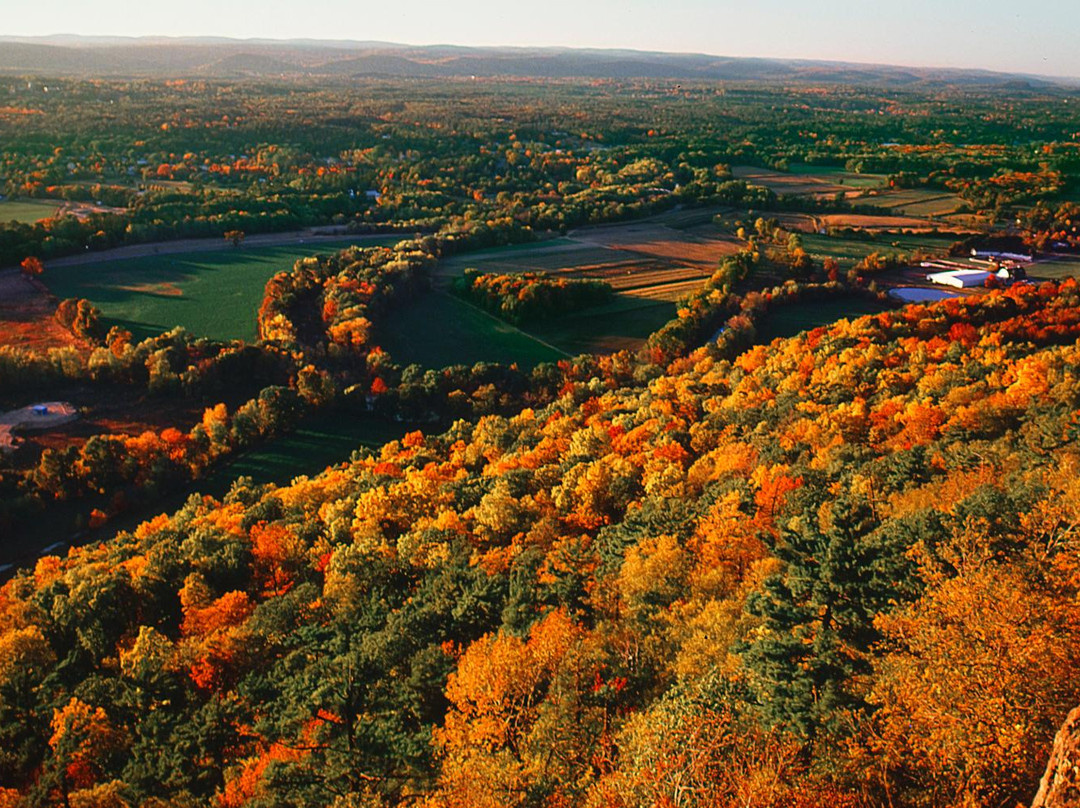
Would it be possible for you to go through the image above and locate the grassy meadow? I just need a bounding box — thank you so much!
[801,232,953,268]
[0,199,57,224]
[375,292,566,369]
[201,411,415,491]
[758,297,884,343]
[44,239,375,341]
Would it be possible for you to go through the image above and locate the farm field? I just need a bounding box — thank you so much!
[43,239,381,342]
[731,165,860,197]
[1028,255,1080,280]
[0,199,58,223]
[801,232,954,268]
[815,212,941,230]
[528,296,676,355]
[867,188,967,217]
[438,221,733,307]
[758,297,884,342]
[784,163,887,189]
[428,220,736,357]
[200,411,415,491]
[376,292,566,369]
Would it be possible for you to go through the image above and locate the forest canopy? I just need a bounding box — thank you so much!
[2,283,1079,807]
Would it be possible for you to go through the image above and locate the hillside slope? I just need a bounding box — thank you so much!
[0,37,1064,86]
[2,283,1080,806]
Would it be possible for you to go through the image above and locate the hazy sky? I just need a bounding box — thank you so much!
[7,0,1080,78]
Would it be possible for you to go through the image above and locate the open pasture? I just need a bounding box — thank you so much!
[868,189,966,217]
[1028,255,1080,280]
[731,165,854,197]
[801,232,953,268]
[785,164,887,189]
[571,223,741,268]
[527,296,676,355]
[43,239,372,342]
[0,199,58,224]
[375,292,565,369]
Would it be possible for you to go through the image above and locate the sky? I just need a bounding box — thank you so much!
[6,0,1080,79]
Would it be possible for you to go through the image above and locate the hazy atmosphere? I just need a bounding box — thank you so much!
[5,0,1080,77]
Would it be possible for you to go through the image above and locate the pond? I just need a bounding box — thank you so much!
[889,286,960,303]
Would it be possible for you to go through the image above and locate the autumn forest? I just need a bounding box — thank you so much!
[1,39,1080,808]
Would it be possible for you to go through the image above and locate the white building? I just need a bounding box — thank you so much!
[927,269,993,288]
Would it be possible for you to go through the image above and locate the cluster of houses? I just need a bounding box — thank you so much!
[922,249,1031,289]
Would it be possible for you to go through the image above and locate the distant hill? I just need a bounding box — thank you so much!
[0,36,1072,87]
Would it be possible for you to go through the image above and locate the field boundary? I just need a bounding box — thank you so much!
[443,291,574,358]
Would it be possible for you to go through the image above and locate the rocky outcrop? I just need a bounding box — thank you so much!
[1033,706,1080,808]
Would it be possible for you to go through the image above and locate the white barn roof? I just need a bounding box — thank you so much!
[927,269,992,288]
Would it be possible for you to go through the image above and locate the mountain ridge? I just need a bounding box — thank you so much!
[0,35,1075,86]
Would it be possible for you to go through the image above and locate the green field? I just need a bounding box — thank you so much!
[758,297,883,342]
[1029,257,1080,280]
[870,189,965,216]
[201,411,414,491]
[436,238,581,277]
[0,199,57,224]
[802,233,953,268]
[528,296,676,355]
[44,239,378,342]
[376,292,566,369]
[785,164,886,189]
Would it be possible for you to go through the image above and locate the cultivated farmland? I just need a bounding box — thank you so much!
[868,188,966,217]
[43,238,390,342]
[801,232,954,269]
[0,199,58,224]
[375,292,566,369]
[432,219,742,357]
[730,163,872,196]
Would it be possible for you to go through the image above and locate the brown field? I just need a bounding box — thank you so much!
[731,166,858,197]
[559,258,670,280]
[624,279,712,301]
[0,270,81,352]
[817,213,942,231]
[438,221,744,307]
[570,223,742,268]
[562,261,705,290]
[112,281,185,297]
[606,267,707,291]
[867,189,965,217]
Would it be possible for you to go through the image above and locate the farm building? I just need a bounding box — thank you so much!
[972,249,1033,263]
[927,269,993,288]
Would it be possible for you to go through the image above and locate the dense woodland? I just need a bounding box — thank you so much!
[4,76,1080,265]
[2,284,1080,807]
[452,270,613,324]
[1,72,1080,807]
